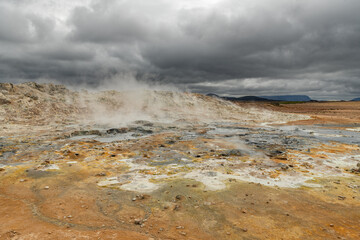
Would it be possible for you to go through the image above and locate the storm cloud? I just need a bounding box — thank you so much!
[0,0,359,99]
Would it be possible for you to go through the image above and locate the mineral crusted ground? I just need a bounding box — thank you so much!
[0,83,359,240]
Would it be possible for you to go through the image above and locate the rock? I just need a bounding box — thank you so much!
[175,195,183,200]
[338,196,346,200]
[0,83,14,91]
[279,163,289,170]
[95,172,106,177]
[106,128,128,134]
[334,180,340,184]
[132,194,147,201]
[132,127,153,134]
[134,219,142,225]
[24,92,39,100]
[220,149,243,156]
[71,130,101,137]
[351,162,360,173]
[0,98,11,105]
[44,186,49,190]
[269,150,283,157]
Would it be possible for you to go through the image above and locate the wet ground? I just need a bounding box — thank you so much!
[1,119,360,240]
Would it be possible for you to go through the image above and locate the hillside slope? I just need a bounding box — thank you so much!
[0,82,308,126]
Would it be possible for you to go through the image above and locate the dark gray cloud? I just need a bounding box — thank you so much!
[0,0,360,99]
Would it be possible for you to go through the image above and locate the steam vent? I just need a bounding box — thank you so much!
[0,82,359,239]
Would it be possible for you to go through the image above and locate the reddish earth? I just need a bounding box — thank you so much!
[249,101,360,125]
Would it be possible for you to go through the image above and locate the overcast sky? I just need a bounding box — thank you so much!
[0,0,359,99]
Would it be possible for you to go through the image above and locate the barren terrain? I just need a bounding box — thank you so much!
[1,83,359,240]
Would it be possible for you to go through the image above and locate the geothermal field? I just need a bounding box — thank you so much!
[0,82,360,240]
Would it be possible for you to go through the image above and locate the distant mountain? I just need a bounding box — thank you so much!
[207,94,273,101]
[224,96,273,101]
[351,97,360,101]
[260,95,312,102]
[207,94,313,102]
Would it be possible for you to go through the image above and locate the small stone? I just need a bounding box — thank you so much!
[279,163,289,170]
[338,196,346,200]
[175,195,182,200]
[330,224,334,227]
[242,228,248,232]
[19,179,26,182]
[176,226,184,229]
[136,194,145,200]
[95,172,106,177]
[134,219,142,225]
[44,186,49,190]
[179,231,187,236]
